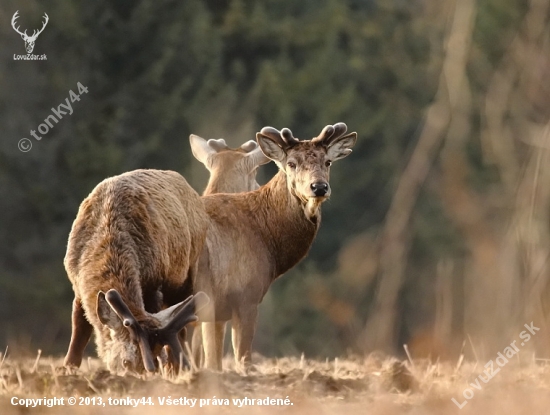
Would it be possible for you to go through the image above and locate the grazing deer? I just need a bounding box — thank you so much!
[194,123,357,370]
[63,137,269,373]
[11,11,48,54]
[63,169,210,373]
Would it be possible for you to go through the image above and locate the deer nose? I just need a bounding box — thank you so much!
[311,182,329,197]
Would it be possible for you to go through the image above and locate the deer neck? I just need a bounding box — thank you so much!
[256,171,321,277]
[204,176,232,195]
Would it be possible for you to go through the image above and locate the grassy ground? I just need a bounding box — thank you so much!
[1,352,550,414]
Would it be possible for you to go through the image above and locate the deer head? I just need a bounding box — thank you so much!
[97,290,209,373]
[256,123,357,219]
[11,11,49,54]
[190,134,270,194]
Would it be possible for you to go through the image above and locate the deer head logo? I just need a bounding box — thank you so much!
[11,11,49,54]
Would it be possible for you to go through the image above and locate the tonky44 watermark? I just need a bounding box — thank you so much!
[18,82,88,152]
[452,321,540,409]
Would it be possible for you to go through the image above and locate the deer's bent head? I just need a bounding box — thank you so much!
[11,11,49,54]
[257,123,357,219]
[97,290,209,374]
[190,134,270,194]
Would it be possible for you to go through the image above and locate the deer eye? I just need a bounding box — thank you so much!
[287,161,296,170]
[325,160,332,167]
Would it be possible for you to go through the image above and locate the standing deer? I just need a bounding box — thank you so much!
[189,134,270,194]
[189,134,270,365]
[11,11,48,54]
[63,137,269,373]
[194,122,357,370]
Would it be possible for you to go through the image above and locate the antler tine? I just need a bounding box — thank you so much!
[136,335,156,372]
[162,292,209,334]
[207,138,229,152]
[313,122,348,146]
[156,292,209,371]
[240,140,258,152]
[312,125,335,144]
[281,128,299,145]
[105,289,137,326]
[260,126,290,149]
[326,122,348,145]
[105,289,156,372]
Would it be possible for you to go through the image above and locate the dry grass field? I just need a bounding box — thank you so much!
[1,352,550,415]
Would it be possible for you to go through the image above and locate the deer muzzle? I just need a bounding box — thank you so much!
[310,181,330,197]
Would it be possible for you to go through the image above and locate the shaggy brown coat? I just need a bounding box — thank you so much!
[64,169,208,373]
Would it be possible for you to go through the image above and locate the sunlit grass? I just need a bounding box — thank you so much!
[1,350,550,414]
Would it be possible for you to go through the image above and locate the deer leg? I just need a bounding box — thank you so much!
[191,324,204,368]
[202,322,221,370]
[201,322,226,370]
[64,297,93,368]
[231,305,258,368]
[215,321,226,369]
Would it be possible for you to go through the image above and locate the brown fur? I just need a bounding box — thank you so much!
[188,134,271,366]
[194,123,357,370]
[189,134,269,196]
[64,136,269,373]
[63,169,208,373]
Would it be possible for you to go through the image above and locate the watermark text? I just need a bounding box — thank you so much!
[18,82,88,152]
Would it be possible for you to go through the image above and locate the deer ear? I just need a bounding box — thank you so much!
[326,132,357,161]
[247,145,271,166]
[97,291,122,329]
[257,133,286,163]
[189,134,216,166]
